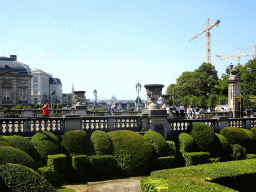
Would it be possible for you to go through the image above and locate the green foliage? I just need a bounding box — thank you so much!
[211,133,231,161]
[4,135,41,162]
[181,96,190,108]
[144,130,169,157]
[0,146,38,171]
[0,163,57,192]
[198,96,207,108]
[90,130,114,155]
[221,127,256,153]
[189,122,216,153]
[88,106,108,112]
[217,73,229,97]
[179,133,198,153]
[31,131,63,164]
[156,156,176,170]
[3,107,9,110]
[57,104,63,109]
[0,141,12,146]
[37,165,65,187]
[61,130,94,156]
[207,94,218,109]
[107,130,156,176]
[190,96,198,107]
[141,158,256,191]
[230,144,247,160]
[47,154,67,174]
[182,152,210,166]
[88,155,116,179]
[0,136,14,146]
[166,141,176,156]
[71,155,89,179]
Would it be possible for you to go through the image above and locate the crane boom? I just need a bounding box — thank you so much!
[188,19,220,63]
[188,20,220,42]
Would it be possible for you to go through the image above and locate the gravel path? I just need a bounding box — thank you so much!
[61,177,144,192]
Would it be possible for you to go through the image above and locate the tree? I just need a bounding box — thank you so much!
[198,96,207,108]
[208,94,218,109]
[217,73,229,97]
[195,62,219,97]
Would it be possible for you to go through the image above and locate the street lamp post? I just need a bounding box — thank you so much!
[135,82,142,111]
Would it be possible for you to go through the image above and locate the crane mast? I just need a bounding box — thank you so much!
[189,18,220,64]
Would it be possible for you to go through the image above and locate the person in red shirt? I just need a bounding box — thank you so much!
[42,103,50,124]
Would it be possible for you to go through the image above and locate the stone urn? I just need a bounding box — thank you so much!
[144,84,164,110]
[74,91,85,106]
[161,94,169,109]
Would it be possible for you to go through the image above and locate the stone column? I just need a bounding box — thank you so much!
[148,115,169,139]
[21,109,33,117]
[227,68,241,118]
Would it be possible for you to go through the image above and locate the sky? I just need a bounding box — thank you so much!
[1,0,256,101]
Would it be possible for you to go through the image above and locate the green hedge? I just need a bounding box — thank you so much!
[61,130,94,156]
[157,156,176,170]
[140,158,256,191]
[0,141,12,146]
[0,163,57,192]
[0,146,38,171]
[0,136,13,146]
[166,141,176,156]
[4,135,41,162]
[107,130,156,176]
[211,133,231,160]
[179,133,198,153]
[182,152,210,166]
[31,131,63,165]
[47,154,67,174]
[38,165,65,187]
[221,127,256,153]
[189,122,215,153]
[90,130,114,155]
[144,130,169,157]
[88,155,116,179]
[71,155,89,180]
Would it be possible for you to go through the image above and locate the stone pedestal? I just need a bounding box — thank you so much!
[227,70,241,118]
[75,109,87,117]
[147,109,168,139]
[65,118,82,132]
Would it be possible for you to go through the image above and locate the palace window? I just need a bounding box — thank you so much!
[19,88,26,101]
[34,77,38,82]
[34,86,38,94]
[34,98,38,104]
[3,88,10,101]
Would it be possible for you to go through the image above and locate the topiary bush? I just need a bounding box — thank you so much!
[0,146,38,171]
[221,127,256,153]
[31,131,64,165]
[189,122,216,153]
[230,144,247,160]
[4,135,41,162]
[0,163,57,192]
[0,136,13,146]
[61,130,94,156]
[166,141,176,156]
[182,152,210,166]
[90,130,114,155]
[144,130,169,157]
[211,133,232,161]
[107,130,156,177]
[0,141,12,146]
[179,133,198,153]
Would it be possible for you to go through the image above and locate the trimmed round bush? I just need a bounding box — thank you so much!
[179,133,198,153]
[221,127,256,153]
[61,130,93,156]
[0,163,56,192]
[0,146,38,171]
[90,130,114,155]
[31,131,63,164]
[250,127,256,136]
[107,130,156,176]
[231,144,247,160]
[4,135,41,162]
[189,122,215,152]
[144,130,169,157]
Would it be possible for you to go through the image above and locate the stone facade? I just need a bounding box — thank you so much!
[0,55,32,107]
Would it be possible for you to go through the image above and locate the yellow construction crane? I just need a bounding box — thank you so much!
[216,45,256,63]
[189,18,220,64]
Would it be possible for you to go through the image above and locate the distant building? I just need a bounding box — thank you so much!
[31,68,63,105]
[0,55,32,107]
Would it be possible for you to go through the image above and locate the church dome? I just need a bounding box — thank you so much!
[0,55,29,73]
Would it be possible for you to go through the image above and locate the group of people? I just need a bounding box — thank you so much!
[167,105,205,119]
[174,104,185,117]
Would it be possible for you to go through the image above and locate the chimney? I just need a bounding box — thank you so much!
[10,55,17,61]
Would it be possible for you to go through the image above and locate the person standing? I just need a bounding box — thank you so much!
[180,104,184,118]
[195,105,200,119]
[187,105,192,119]
[166,105,170,117]
[42,103,50,125]
[108,105,111,115]
[111,105,115,116]
[176,105,180,118]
